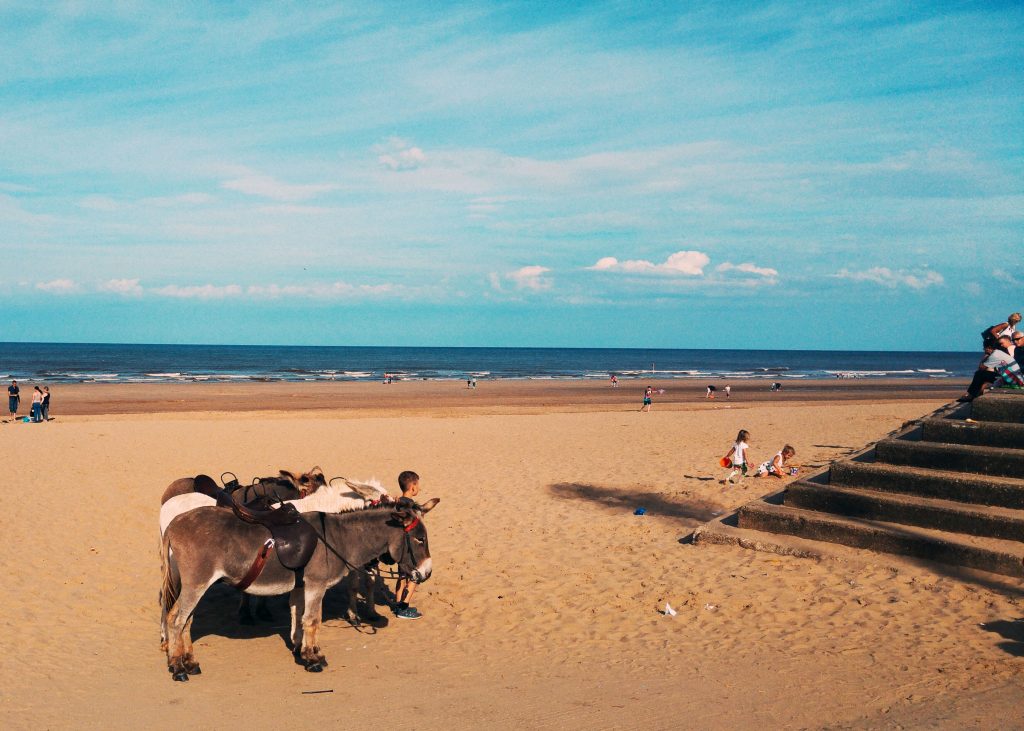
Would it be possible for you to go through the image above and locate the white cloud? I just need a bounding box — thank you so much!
[833,267,944,290]
[35,278,79,294]
[145,192,216,207]
[77,195,122,211]
[376,137,427,171]
[588,250,710,276]
[716,262,779,278]
[506,265,552,291]
[247,282,397,299]
[0,181,34,193]
[221,172,337,202]
[992,269,1021,286]
[152,284,244,299]
[99,278,144,296]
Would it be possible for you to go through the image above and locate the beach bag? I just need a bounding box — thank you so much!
[995,363,1024,388]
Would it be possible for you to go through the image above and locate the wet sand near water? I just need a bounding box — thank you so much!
[32,377,964,417]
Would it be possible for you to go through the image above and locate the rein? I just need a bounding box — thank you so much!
[312,512,410,581]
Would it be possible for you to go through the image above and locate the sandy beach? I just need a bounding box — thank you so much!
[2,380,1021,730]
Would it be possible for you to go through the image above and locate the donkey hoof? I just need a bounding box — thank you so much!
[304,662,324,673]
[187,665,202,676]
[172,670,190,682]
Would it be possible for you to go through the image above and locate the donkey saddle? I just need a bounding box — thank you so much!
[193,474,319,570]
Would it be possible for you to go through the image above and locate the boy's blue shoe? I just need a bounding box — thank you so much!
[393,606,422,620]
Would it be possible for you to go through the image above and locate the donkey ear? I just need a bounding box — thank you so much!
[193,474,219,497]
[308,465,325,478]
[345,478,385,500]
[390,509,412,525]
[420,497,440,513]
[278,469,298,485]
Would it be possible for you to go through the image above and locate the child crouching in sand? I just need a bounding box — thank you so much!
[720,429,751,484]
[755,445,796,478]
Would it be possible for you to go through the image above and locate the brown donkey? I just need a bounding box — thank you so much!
[160,467,327,505]
[160,498,438,681]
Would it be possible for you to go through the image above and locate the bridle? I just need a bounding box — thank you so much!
[312,511,426,582]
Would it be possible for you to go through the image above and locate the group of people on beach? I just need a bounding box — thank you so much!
[960,312,1024,402]
[721,430,797,485]
[7,380,51,423]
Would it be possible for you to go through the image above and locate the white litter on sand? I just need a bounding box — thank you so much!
[663,602,677,616]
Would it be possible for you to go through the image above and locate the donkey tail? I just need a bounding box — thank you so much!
[159,531,179,613]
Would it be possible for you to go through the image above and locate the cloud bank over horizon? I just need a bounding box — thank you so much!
[0,2,1020,350]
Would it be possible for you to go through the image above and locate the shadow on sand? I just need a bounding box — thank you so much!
[188,581,389,649]
[980,618,1024,657]
[548,482,723,523]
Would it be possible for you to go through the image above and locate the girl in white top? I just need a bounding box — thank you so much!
[723,430,751,484]
[756,445,796,478]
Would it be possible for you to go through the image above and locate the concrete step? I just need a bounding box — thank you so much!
[921,417,1024,449]
[875,438,1024,478]
[829,460,1024,509]
[971,391,1024,423]
[785,482,1024,542]
[737,501,1024,578]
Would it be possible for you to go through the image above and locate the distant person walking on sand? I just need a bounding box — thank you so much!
[7,380,19,418]
[30,386,43,423]
[720,430,751,484]
[471,377,477,389]
[769,382,782,392]
[640,386,654,412]
[706,384,717,399]
[755,445,796,478]
[724,385,731,398]
[42,386,50,421]
[610,374,618,387]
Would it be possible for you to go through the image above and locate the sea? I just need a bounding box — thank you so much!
[0,342,977,384]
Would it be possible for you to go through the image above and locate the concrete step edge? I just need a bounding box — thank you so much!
[920,418,1024,449]
[877,438,1024,458]
[785,481,1024,541]
[737,501,1024,578]
[830,459,1024,487]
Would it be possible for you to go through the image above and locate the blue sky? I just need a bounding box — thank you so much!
[1,1,1021,350]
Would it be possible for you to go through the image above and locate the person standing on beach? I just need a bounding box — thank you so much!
[42,386,50,421]
[7,380,19,418]
[30,386,43,423]
[721,430,751,484]
[724,385,731,398]
[610,374,618,388]
[392,470,425,620]
[640,385,654,412]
